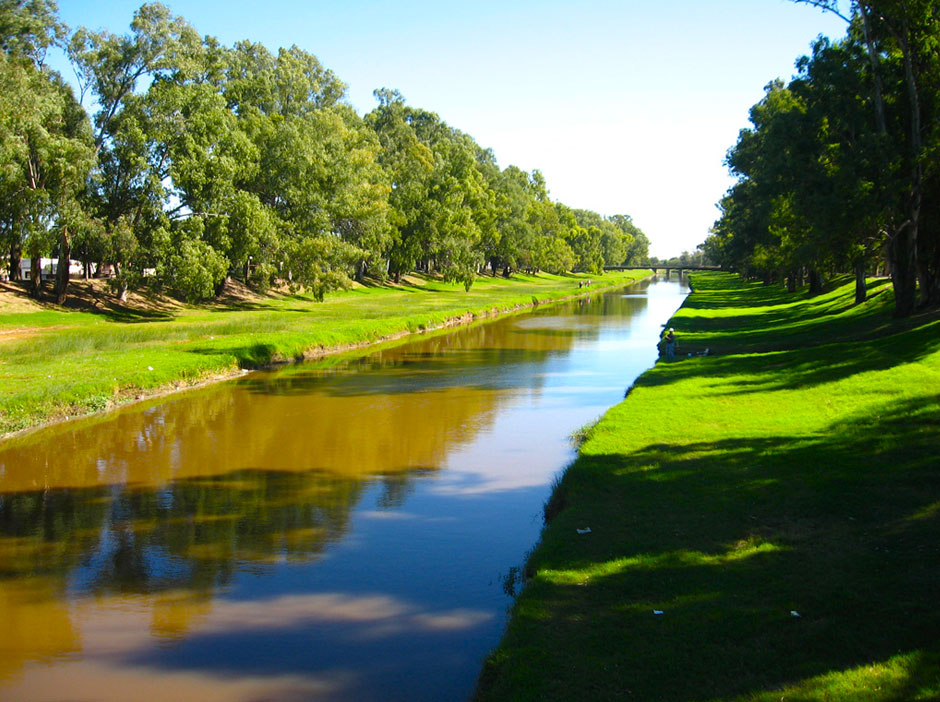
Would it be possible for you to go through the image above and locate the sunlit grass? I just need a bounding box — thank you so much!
[0,270,648,435]
[740,652,940,702]
[476,273,940,701]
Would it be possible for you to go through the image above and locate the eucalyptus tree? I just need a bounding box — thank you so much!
[69,5,390,301]
[486,165,536,276]
[726,79,830,288]
[367,90,498,289]
[708,2,939,310]
[794,0,940,312]
[791,35,890,301]
[227,45,390,296]
[68,2,203,298]
[525,190,575,275]
[561,207,603,274]
[712,67,879,295]
[0,0,65,66]
[610,214,649,265]
[0,1,95,300]
[364,89,434,282]
[401,103,496,289]
[573,209,636,268]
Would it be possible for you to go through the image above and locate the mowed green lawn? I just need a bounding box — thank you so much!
[477,272,940,701]
[0,270,647,436]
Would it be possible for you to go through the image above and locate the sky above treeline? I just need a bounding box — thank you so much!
[51,0,847,258]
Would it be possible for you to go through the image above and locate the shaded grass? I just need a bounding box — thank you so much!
[0,271,648,436]
[476,272,940,701]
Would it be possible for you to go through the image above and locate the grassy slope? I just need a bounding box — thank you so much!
[0,271,647,436]
[477,272,940,701]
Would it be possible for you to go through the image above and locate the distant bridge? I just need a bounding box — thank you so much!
[602,265,721,280]
[604,265,721,273]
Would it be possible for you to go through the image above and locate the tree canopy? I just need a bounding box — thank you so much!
[0,2,649,303]
[704,0,940,314]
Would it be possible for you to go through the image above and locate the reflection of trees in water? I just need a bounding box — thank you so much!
[0,469,379,680]
[0,485,112,580]
[237,291,650,401]
[0,470,368,596]
[375,468,434,510]
[0,388,240,492]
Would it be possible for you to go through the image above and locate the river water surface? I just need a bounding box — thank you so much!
[0,278,688,701]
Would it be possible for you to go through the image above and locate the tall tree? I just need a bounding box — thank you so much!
[0,21,94,300]
[793,0,940,312]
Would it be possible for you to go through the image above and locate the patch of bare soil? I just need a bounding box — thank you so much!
[206,277,285,309]
[0,281,46,314]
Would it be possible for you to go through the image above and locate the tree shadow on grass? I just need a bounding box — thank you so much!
[481,396,940,701]
[640,307,940,396]
[677,280,898,355]
[60,293,177,323]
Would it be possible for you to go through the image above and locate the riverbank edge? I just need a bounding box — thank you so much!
[0,271,652,442]
[474,271,940,700]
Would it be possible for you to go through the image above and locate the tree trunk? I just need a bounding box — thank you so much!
[889,225,918,316]
[787,271,797,293]
[30,254,42,298]
[113,261,129,302]
[892,13,924,317]
[54,227,71,305]
[854,258,867,304]
[808,269,823,295]
[9,242,21,281]
[916,228,940,307]
[860,4,888,135]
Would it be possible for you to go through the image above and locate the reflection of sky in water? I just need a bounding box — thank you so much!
[0,279,689,702]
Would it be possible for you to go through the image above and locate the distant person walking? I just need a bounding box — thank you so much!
[664,328,676,361]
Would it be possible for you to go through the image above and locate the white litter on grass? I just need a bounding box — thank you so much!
[147,366,154,371]
[653,610,664,615]
[576,527,592,535]
[791,611,801,618]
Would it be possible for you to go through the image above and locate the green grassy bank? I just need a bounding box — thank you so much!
[0,270,648,437]
[477,272,940,701]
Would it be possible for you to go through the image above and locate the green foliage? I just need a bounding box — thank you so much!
[0,43,95,297]
[3,2,651,305]
[284,235,360,301]
[0,0,66,64]
[159,226,229,302]
[707,4,940,314]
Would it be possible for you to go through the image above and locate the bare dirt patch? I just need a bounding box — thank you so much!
[0,281,46,314]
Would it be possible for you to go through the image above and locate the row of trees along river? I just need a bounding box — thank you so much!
[0,1,649,306]
[703,0,940,317]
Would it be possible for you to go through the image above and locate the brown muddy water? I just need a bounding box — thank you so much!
[0,278,688,701]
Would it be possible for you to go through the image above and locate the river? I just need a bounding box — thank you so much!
[0,277,688,701]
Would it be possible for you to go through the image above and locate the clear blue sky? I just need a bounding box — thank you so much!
[53,0,847,258]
